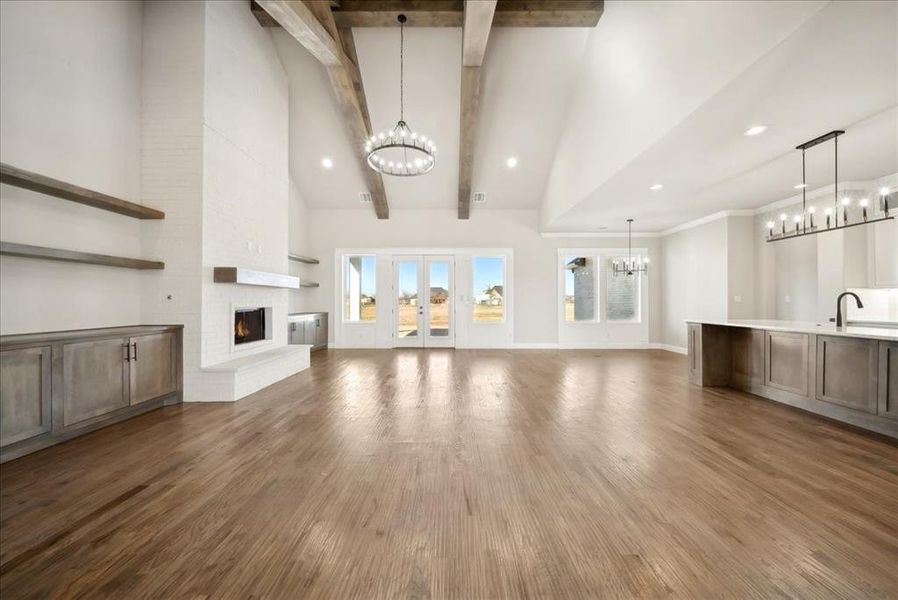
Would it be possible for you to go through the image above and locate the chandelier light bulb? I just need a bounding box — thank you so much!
[841,197,851,206]
[766,221,774,229]
[859,198,868,207]
[793,214,801,223]
[779,213,787,221]
[824,207,833,215]
[808,206,816,214]
[881,187,890,195]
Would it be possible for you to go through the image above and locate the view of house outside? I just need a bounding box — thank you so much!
[473,256,504,322]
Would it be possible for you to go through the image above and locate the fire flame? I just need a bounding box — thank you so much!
[235,317,250,339]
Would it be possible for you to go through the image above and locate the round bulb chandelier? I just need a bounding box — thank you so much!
[365,14,435,177]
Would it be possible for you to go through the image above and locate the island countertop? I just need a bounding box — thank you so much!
[685,319,898,342]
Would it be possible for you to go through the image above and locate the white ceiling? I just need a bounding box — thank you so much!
[272,1,898,231]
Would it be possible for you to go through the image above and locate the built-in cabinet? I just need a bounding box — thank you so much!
[288,313,328,351]
[688,322,897,439]
[815,336,878,414]
[0,325,182,462]
[879,341,898,420]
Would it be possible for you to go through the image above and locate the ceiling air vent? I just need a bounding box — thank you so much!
[472,192,486,204]
[358,192,372,203]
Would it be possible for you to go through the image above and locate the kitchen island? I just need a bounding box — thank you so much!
[686,319,897,438]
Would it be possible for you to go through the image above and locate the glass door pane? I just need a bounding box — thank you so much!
[428,260,450,337]
[424,257,454,347]
[395,257,423,346]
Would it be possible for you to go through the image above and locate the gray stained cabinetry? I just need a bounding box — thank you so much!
[62,337,130,427]
[0,346,52,447]
[764,331,809,397]
[690,322,897,439]
[288,313,328,351]
[879,341,898,420]
[0,325,183,462]
[815,336,878,414]
[129,332,178,405]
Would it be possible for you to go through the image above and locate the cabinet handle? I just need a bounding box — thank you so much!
[132,342,138,361]
[316,319,320,327]
[123,343,131,362]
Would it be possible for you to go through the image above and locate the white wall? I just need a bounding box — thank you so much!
[287,180,312,313]
[200,0,290,367]
[659,218,728,349]
[0,0,144,334]
[140,0,206,399]
[304,208,662,346]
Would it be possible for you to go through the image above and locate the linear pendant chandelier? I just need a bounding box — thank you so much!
[365,14,435,177]
[612,219,649,276]
[766,129,893,243]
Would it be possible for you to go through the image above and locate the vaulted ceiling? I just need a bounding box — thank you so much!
[267,1,898,233]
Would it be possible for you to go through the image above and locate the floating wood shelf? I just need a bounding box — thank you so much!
[213,267,299,289]
[0,162,165,220]
[300,281,320,288]
[288,253,320,265]
[0,242,165,270]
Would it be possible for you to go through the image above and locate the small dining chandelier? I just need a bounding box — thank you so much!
[612,219,649,276]
[365,14,435,177]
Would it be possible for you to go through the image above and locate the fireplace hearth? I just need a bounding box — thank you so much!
[234,308,266,345]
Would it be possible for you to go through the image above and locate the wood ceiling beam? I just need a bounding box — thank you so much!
[330,0,602,28]
[458,1,496,219]
[255,0,389,219]
[257,1,604,28]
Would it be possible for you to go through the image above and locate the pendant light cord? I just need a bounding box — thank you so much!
[399,16,405,122]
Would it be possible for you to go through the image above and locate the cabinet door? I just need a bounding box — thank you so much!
[879,341,898,420]
[765,331,809,396]
[1,346,52,447]
[63,338,129,427]
[315,314,328,347]
[687,324,702,384]
[129,332,177,405]
[815,336,878,414]
[872,218,898,288]
[289,320,304,344]
[304,319,316,346]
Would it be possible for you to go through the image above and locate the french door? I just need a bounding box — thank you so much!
[394,255,455,347]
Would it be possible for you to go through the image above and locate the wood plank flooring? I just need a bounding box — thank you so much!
[1,349,897,598]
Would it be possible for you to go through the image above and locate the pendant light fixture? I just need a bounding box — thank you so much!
[365,14,436,177]
[613,219,649,276]
[766,129,893,242]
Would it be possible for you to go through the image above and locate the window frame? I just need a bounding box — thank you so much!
[341,254,377,324]
[557,248,648,327]
[471,255,507,324]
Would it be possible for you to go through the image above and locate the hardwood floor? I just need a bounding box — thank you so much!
[2,349,897,598]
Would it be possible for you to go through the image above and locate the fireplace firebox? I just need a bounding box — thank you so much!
[234,308,266,345]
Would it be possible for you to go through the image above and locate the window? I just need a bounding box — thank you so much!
[343,255,376,321]
[564,256,596,321]
[472,256,505,322]
[605,256,639,322]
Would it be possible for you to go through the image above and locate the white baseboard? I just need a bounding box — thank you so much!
[649,343,688,354]
[326,342,688,354]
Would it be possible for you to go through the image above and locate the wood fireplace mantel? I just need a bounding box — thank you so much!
[213,267,300,289]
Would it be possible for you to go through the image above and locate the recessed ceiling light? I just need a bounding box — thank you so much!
[321,157,334,169]
[649,183,663,191]
[794,183,807,189]
[506,157,518,168]
[744,125,767,136]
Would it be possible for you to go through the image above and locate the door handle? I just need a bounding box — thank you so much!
[123,343,131,362]
[132,342,138,361]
